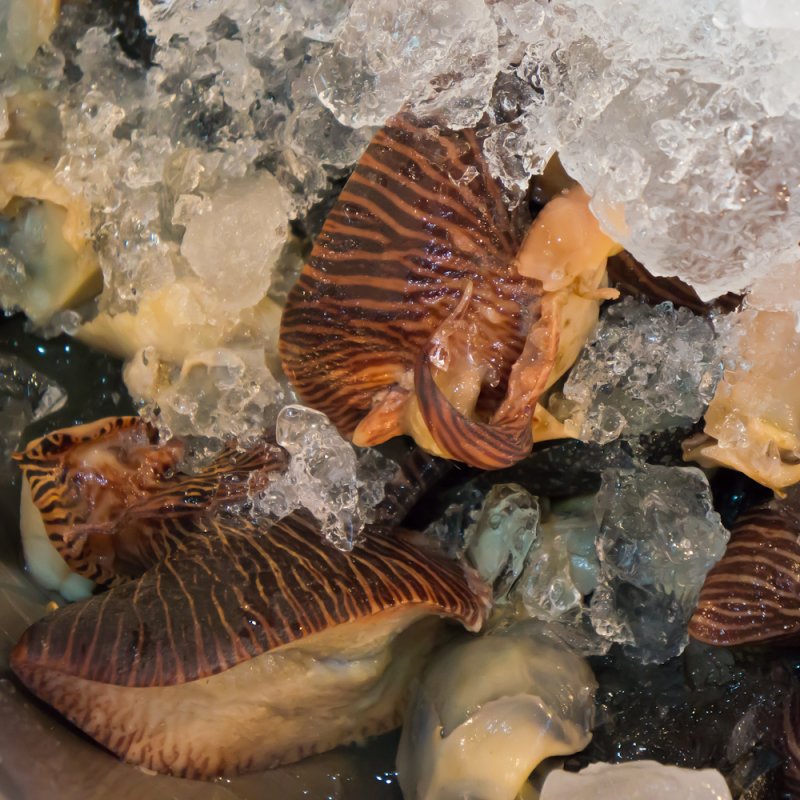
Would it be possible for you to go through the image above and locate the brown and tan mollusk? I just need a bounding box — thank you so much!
[280,115,557,469]
[14,416,287,586]
[689,499,800,646]
[11,418,490,778]
[12,510,489,777]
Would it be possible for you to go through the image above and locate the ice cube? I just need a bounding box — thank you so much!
[551,297,722,445]
[180,172,288,310]
[124,346,282,447]
[253,405,395,551]
[0,355,66,468]
[513,495,600,624]
[464,484,540,600]
[314,0,499,128]
[590,464,729,663]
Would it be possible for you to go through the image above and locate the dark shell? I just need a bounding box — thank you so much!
[607,251,742,315]
[11,418,490,778]
[12,509,487,689]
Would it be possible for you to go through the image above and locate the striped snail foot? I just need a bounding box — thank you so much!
[689,493,800,646]
[280,115,617,469]
[11,510,490,778]
[15,416,287,589]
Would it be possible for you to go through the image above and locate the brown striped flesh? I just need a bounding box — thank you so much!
[14,416,288,586]
[689,498,800,646]
[280,114,558,470]
[11,509,490,777]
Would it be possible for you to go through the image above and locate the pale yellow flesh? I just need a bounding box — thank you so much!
[684,307,800,493]
[77,276,283,363]
[0,160,101,325]
[397,628,597,800]
[19,476,92,601]
[20,610,446,778]
[3,0,60,69]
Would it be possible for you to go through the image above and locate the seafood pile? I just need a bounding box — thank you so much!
[2,1,800,799]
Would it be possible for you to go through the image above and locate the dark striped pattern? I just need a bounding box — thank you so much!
[11,509,490,688]
[280,114,555,468]
[608,251,742,314]
[14,417,288,586]
[689,501,800,646]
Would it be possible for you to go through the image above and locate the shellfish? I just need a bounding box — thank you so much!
[280,115,619,469]
[396,622,597,800]
[10,417,490,778]
[689,491,800,647]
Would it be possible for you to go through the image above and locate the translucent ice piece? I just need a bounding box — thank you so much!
[0,354,66,464]
[124,346,282,446]
[465,484,540,601]
[314,0,499,128]
[486,0,800,300]
[254,405,395,551]
[180,173,288,311]
[551,297,721,445]
[590,464,729,663]
[514,495,600,624]
[540,761,732,800]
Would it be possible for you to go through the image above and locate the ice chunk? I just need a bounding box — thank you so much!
[0,355,66,466]
[253,405,395,551]
[422,483,486,559]
[464,484,540,601]
[739,0,800,30]
[124,346,282,447]
[180,173,288,310]
[314,0,499,128]
[590,464,729,663]
[514,495,600,624]
[483,0,800,300]
[540,761,732,800]
[550,297,721,445]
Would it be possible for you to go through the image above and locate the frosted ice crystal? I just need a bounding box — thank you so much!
[315,0,499,129]
[590,465,729,664]
[179,173,288,310]
[514,495,600,625]
[550,298,722,445]
[464,484,540,601]
[484,0,800,299]
[124,346,282,446]
[253,405,395,551]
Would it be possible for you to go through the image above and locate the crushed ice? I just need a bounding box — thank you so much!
[550,297,723,445]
